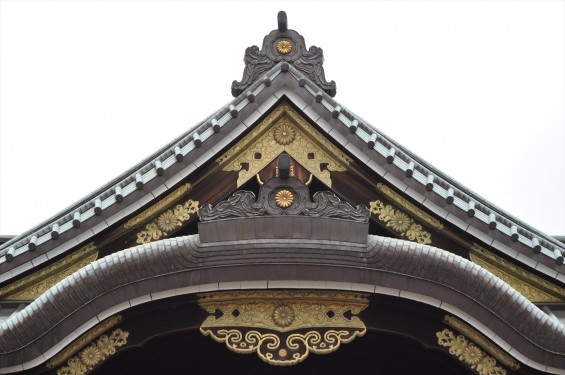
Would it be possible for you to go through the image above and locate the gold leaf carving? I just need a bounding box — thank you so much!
[377,183,444,229]
[0,243,98,301]
[124,183,192,229]
[437,328,508,375]
[470,244,565,303]
[135,199,199,245]
[47,315,122,369]
[275,189,294,208]
[217,103,350,188]
[369,200,432,245]
[56,328,129,375]
[444,315,520,370]
[276,40,292,55]
[198,290,368,366]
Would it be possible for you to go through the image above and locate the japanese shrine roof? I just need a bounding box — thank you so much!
[1,19,564,288]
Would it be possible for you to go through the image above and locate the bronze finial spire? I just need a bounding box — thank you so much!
[277,11,287,32]
[231,11,336,98]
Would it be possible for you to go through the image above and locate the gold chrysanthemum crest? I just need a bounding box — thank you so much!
[275,190,294,208]
[79,346,102,367]
[273,123,296,145]
[276,40,292,55]
[272,304,295,327]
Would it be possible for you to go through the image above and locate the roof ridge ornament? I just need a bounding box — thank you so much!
[199,155,368,222]
[231,11,336,98]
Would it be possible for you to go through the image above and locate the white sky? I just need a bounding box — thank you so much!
[0,1,564,237]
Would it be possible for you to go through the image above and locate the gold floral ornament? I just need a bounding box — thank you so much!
[463,345,484,366]
[369,200,432,245]
[57,328,129,375]
[388,212,412,233]
[217,104,351,188]
[136,199,199,244]
[443,315,520,371]
[275,190,294,208]
[272,304,295,327]
[79,346,102,367]
[273,122,296,145]
[436,328,507,375]
[276,40,292,55]
[198,290,369,366]
[156,211,180,232]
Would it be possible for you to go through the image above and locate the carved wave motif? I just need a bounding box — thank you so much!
[305,191,370,222]
[199,187,369,223]
[198,191,266,221]
[231,46,275,97]
[231,16,336,97]
[294,46,336,97]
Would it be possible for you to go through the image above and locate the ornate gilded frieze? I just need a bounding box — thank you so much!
[124,183,192,229]
[437,314,521,375]
[436,328,507,375]
[217,103,350,188]
[135,199,199,245]
[198,290,369,366]
[55,327,129,375]
[470,244,565,303]
[377,184,443,229]
[443,315,520,371]
[47,315,123,369]
[369,199,432,245]
[0,243,98,301]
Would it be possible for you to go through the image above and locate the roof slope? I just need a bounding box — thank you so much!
[1,61,564,287]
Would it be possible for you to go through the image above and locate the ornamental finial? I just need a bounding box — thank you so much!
[278,11,287,32]
[231,12,336,98]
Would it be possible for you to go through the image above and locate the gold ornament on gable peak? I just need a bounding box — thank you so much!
[276,40,292,55]
[217,103,350,188]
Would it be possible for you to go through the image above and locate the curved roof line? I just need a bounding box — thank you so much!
[0,234,563,372]
[1,62,563,281]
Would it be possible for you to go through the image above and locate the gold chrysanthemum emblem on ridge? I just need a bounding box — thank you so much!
[276,40,292,55]
[273,122,296,145]
[275,190,294,208]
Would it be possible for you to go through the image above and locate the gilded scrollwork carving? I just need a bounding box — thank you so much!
[444,315,520,370]
[124,183,192,229]
[47,315,123,369]
[198,290,368,366]
[0,243,98,301]
[377,184,444,229]
[56,328,129,375]
[136,199,199,245]
[470,244,565,303]
[436,328,507,375]
[369,200,432,245]
[217,103,350,188]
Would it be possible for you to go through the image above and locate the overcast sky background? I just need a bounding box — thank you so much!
[0,1,564,237]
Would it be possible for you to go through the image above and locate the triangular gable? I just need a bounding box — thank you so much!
[1,60,564,298]
[1,12,565,374]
